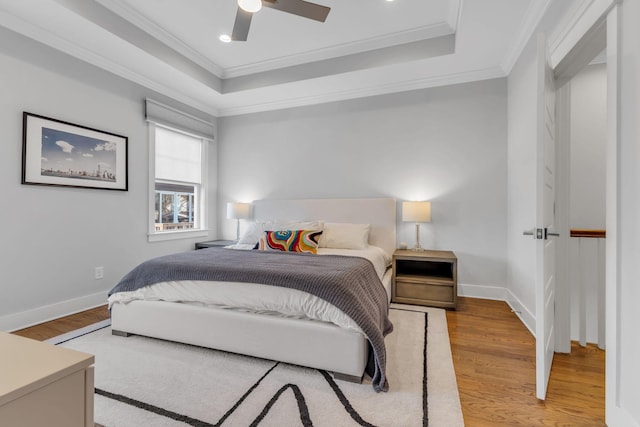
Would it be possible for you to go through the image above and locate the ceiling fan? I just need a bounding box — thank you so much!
[232,0,331,41]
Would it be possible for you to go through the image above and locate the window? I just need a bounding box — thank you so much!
[145,98,215,241]
[149,125,208,240]
[154,182,195,231]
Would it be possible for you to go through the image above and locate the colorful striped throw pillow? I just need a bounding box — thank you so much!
[258,230,323,254]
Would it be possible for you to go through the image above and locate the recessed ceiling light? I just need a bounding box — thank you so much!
[219,34,231,43]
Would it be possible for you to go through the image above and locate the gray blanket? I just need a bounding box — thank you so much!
[109,248,393,392]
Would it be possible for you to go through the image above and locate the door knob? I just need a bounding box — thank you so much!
[523,228,545,239]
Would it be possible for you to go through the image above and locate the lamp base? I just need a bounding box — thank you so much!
[412,223,425,251]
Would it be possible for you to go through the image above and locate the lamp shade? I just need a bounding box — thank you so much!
[402,201,431,223]
[226,202,251,220]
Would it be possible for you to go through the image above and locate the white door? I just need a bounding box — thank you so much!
[535,33,557,400]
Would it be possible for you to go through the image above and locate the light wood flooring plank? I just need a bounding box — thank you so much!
[447,297,605,426]
[13,305,110,341]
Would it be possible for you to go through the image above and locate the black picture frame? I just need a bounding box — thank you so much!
[22,112,128,191]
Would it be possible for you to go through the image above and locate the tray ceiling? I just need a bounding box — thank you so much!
[0,0,545,116]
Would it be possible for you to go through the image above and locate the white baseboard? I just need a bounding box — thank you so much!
[504,289,536,337]
[458,283,509,301]
[458,283,536,337]
[0,291,108,332]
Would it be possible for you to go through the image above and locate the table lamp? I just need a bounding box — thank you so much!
[402,201,431,251]
[227,202,251,241]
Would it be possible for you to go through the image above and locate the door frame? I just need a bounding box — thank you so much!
[552,10,608,355]
[547,0,622,423]
[554,81,571,355]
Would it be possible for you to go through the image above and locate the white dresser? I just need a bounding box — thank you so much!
[0,332,94,427]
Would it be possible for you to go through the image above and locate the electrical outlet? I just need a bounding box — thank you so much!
[94,266,104,280]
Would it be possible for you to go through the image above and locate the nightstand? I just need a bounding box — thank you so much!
[194,240,236,249]
[392,249,458,309]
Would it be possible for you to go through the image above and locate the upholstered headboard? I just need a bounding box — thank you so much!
[252,198,397,256]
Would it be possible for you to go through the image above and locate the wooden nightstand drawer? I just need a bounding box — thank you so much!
[396,281,455,303]
[392,249,457,309]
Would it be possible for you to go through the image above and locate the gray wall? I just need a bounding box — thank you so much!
[568,63,607,344]
[0,25,507,327]
[505,0,583,332]
[570,63,606,229]
[0,29,217,330]
[506,33,539,329]
[218,79,508,290]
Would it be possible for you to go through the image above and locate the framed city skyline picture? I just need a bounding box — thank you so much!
[22,112,128,191]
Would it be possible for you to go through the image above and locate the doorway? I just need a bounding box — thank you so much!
[552,15,607,356]
[567,61,607,350]
[544,3,620,422]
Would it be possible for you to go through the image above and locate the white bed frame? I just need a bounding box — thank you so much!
[111,197,396,381]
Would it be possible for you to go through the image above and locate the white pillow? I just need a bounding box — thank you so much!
[238,220,324,245]
[318,222,370,250]
[237,222,262,245]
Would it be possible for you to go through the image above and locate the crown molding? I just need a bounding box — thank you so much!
[548,0,616,69]
[0,2,525,121]
[0,7,219,117]
[548,0,598,55]
[447,0,462,32]
[95,0,225,78]
[76,0,456,81]
[500,0,553,74]
[218,66,506,117]
[0,4,504,120]
[222,22,454,79]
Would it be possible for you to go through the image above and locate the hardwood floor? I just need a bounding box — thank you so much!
[12,305,110,341]
[447,298,605,426]
[13,298,605,426]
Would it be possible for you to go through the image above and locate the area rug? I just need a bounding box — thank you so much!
[57,305,463,427]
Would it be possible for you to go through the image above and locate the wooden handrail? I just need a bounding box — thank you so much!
[570,229,606,238]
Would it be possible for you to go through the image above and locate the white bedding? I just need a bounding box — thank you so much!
[108,246,392,334]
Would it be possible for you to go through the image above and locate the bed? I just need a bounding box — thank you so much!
[109,198,396,391]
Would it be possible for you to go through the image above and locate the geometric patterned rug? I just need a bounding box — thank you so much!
[57,305,463,426]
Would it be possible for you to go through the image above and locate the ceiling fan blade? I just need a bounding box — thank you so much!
[262,0,330,22]
[231,7,253,41]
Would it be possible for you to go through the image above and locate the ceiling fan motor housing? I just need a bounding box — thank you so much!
[232,0,331,41]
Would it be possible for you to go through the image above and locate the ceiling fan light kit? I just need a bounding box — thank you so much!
[238,0,262,13]
[231,0,331,42]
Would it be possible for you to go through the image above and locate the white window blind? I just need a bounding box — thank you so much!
[155,126,202,184]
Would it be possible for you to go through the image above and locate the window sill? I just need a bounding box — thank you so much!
[148,228,209,242]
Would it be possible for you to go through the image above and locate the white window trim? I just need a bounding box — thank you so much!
[148,123,210,242]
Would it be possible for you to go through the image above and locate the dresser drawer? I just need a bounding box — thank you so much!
[395,281,454,303]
